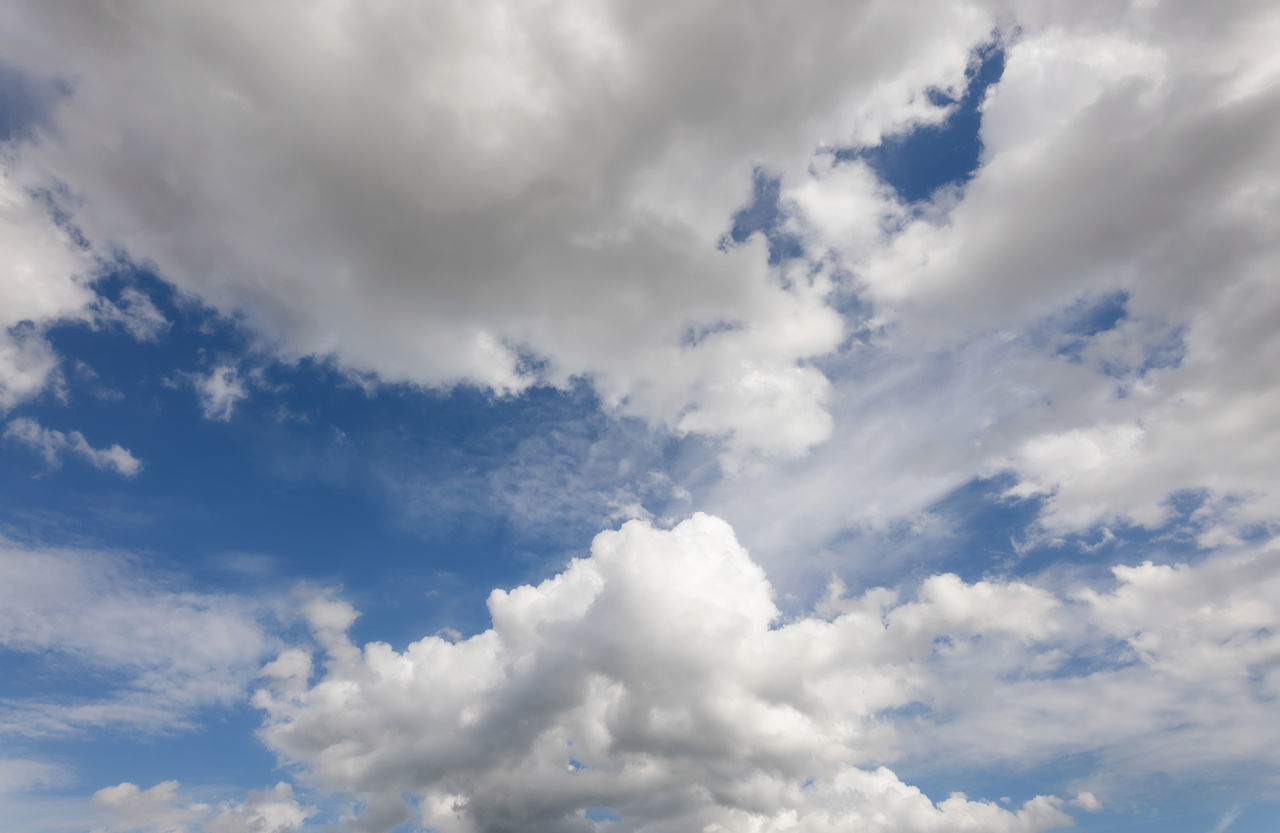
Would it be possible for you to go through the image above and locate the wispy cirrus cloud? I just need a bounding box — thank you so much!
[0,537,272,736]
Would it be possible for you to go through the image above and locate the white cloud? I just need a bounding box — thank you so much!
[0,3,1275,825]
[195,364,248,422]
[1209,807,1243,833]
[253,514,1280,832]
[89,781,313,833]
[0,1,1272,537]
[0,537,273,736]
[704,0,1280,555]
[92,782,207,833]
[0,0,1011,461]
[0,160,96,410]
[5,416,142,476]
[0,157,167,414]
[207,784,314,833]
[95,287,169,342]
[1069,792,1101,813]
[0,759,69,794]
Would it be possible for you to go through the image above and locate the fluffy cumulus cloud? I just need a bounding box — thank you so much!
[0,537,273,735]
[0,0,1013,461]
[1,1,1278,831]
[5,416,141,476]
[0,0,1273,506]
[252,515,1280,832]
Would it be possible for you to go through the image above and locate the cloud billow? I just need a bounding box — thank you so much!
[254,515,1280,832]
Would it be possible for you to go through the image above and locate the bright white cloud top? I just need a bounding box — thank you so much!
[0,0,1277,831]
[253,516,1280,832]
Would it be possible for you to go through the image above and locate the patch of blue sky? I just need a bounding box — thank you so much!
[1,265,704,804]
[6,704,283,809]
[941,476,1230,579]
[679,318,743,348]
[722,167,806,265]
[838,39,1006,204]
[1073,801,1280,833]
[4,267,706,647]
[0,58,64,142]
[584,807,621,823]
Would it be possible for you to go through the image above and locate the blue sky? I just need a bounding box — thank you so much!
[2,4,1279,833]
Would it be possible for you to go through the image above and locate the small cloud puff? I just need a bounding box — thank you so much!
[4,416,141,476]
[196,364,248,421]
[1070,792,1102,812]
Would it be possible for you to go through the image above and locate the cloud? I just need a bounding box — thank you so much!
[0,157,167,414]
[691,0,1280,561]
[0,160,96,410]
[0,0,1015,461]
[0,759,69,794]
[92,782,207,833]
[207,784,314,833]
[0,1,1272,536]
[256,514,1073,832]
[252,513,1280,832]
[5,416,142,476]
[1069,792,1102,813]
[95,287,169,342]
[0,537,273,736]
[90,781,312,833]
[195,364,248,422]
[1209,807,1243,833]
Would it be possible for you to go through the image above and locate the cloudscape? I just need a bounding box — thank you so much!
[1,2,1278,831]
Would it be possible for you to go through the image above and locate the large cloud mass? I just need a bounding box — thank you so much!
[704,0,1280,557]
[1,1,1278,830]
[0,0,994,458]
[254,515,1280,832]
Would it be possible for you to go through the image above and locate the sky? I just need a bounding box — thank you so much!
[0,2,1278,832]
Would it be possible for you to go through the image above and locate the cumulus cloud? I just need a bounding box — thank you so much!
[1069,792,1102,813]
[0,0,1271,532]
[207,784,314,833]
[5,416,142,476]
[0,4,1271,833]
[0,537,273,736]
[0,0,1018,461]
[250,514,1280,832]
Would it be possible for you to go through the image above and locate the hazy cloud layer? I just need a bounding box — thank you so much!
[91,780,312,833]
[0,538,272,735]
